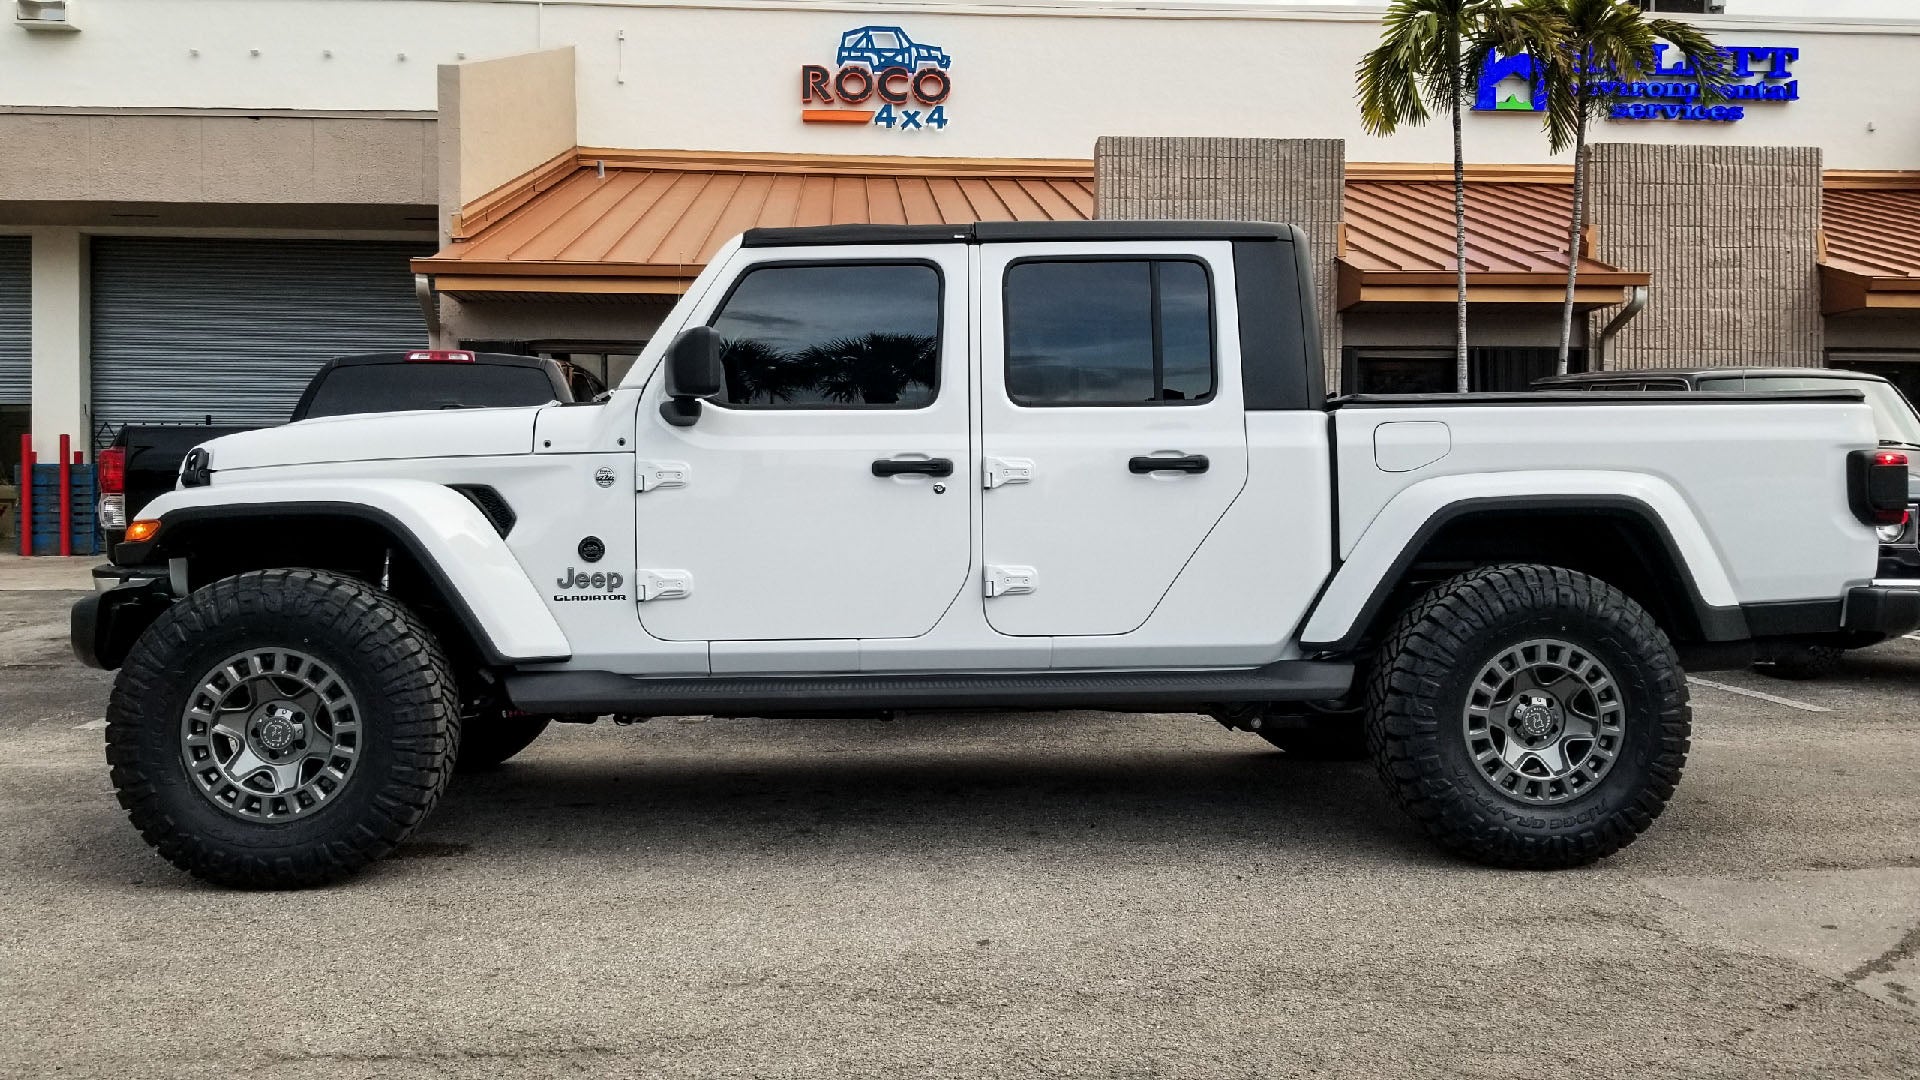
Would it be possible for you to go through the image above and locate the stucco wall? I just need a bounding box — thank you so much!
[2,1,1916,169]
[439,47,577,213]
[0,114,435,208]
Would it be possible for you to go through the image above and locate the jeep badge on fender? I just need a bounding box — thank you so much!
[554,567,625,601]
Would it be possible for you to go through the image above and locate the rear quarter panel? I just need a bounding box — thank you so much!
[1331,400,1880,606]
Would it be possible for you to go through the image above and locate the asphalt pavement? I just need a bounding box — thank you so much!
[1,564,1915,1078]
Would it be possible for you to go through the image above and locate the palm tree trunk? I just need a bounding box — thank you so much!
[1557,109,1589,375]
[1452,97,1469,393]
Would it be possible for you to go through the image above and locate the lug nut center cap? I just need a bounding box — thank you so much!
[1512,696,1560,739]
[257,706,301,751]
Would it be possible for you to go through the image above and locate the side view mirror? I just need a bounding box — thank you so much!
[660,325,724,427]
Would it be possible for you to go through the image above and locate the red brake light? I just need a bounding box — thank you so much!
[405,350,475,363]
[1877,451,1909,467]
[97,447,125,494]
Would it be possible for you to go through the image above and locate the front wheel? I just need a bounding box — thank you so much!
[104,569,461,888]
[1366,564,1691,869]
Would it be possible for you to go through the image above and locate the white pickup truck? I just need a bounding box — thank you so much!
[75,221,1920,888]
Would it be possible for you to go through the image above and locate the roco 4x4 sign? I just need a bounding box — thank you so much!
[801,25,953,132]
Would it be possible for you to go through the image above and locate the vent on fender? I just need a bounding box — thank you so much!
[449,484,516,538]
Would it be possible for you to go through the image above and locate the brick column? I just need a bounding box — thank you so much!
[1585,143,1822,369]
[1095,137,1344,389]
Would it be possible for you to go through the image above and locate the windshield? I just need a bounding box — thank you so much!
[300,364,559,419]
[1730,376,1920,447]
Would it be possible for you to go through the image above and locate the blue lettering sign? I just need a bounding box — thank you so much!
[1472,45,1799,123]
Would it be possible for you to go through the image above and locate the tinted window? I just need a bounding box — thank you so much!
[708,263,941,408]
[300,363,559,419]
[1004,260,1214,406]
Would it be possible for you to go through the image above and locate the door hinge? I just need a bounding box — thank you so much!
[636,461,691,492]
[982,456,1034,489]
[983,565,1037,598]
[634,569,692,601]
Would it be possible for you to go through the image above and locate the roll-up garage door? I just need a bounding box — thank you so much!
[90,237,431,443]
[0,237,29,406]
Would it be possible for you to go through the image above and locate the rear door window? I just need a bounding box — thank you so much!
[1002,259,1215,406]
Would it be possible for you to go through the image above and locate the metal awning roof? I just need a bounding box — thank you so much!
[414,150,1094,298]
[1822,182,1920,315]
[416,152,1659,309]
[1338,178,1648,310]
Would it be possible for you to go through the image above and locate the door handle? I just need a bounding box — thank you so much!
[1129,454,1209,474]
[872,457,954,478]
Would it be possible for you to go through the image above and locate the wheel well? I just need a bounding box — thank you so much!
[1351,507,1708,652]
[145,513,492,672]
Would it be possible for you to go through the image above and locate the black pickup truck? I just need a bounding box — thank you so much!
[97,350,581,547]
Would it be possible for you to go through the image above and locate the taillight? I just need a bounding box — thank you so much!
[97,446,125,494]
[405,350,475,363]
[1848,449,1910,526]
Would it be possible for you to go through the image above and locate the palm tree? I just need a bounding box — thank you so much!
[1358,0,1550,392]
[1521,0,1730,374]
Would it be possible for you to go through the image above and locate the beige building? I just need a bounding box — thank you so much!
[2,0,1917,482]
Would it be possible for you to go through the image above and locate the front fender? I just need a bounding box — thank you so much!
[125,479,571,664]
[1298,471,1738,651]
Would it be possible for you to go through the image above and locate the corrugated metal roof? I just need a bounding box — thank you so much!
[1343,180,1639,282]
[419,155,1657,305]
[417,152,1093,294]
[1824,187,1920,281]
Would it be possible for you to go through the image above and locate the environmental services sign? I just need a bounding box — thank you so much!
[1474,44,1801,124]
[800,25,953,132]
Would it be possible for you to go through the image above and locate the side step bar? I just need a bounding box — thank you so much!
[503,661,1354,716]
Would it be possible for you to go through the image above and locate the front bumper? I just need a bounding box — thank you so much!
[1846,583,1920,637]
[71,565,174,670]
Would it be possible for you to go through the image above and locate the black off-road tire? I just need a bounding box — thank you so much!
[1366,564,1691,869]
[1755,644,1844,681]
[105,569,461,889]
[1256,714,1369,761]
[456,713,551,771]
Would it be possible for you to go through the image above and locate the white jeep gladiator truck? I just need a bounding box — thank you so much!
[74,221,1920,888]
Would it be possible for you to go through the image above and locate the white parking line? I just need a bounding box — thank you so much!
[1904,633,1920,642]
[1687,676,1831,714]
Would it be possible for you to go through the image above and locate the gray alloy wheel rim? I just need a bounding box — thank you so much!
[1461,638,1626,806]
[179,648,361,822]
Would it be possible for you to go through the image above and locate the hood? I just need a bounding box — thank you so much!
[199,407,546,473]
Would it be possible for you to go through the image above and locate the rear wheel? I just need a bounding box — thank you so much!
[105,569,460,889]
[1366,564,1691,869]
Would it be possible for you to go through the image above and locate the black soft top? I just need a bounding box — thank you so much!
[741,220,1301,248]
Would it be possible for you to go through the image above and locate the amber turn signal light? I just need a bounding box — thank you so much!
[124,520,161,543]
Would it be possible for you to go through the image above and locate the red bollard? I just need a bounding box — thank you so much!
[57,434,71,557]
[18,433,33,557]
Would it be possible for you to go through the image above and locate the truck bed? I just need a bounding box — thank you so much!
[1327,392,1880,608]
